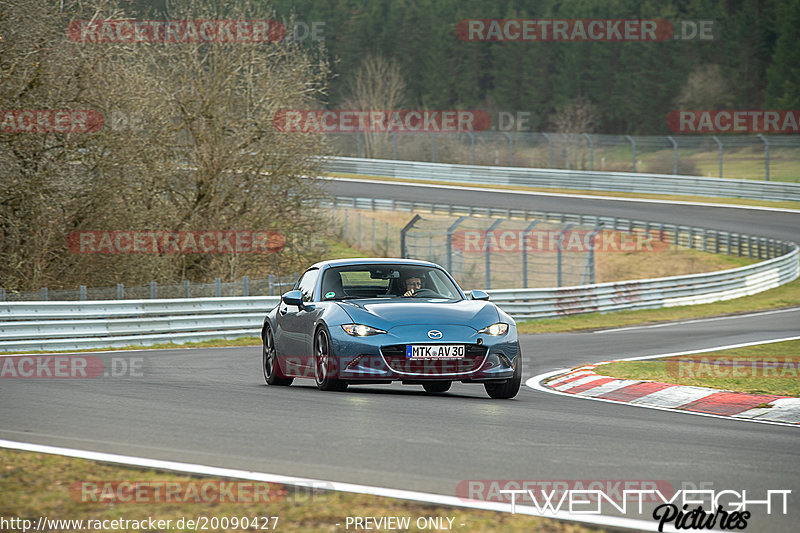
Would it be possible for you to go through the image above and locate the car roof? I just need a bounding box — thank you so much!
[308,257,442,270]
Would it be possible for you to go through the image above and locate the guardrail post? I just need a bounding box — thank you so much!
[446,216,468,272]
[583,133,594,170]
[702,229,707,252]
[150,281,157,299]
[757,134,770,181]
[117,283,124,299]
[521,220,539,288]
[542,133,553,168]
[356,131,361,158]
[242,276,249,297]
[40,287,48,301]
[712,135,723,178]
[80,285,87,301]
[183,280,190,298]
[393,131,398,160]
[268,274,275,296]
[214,278,221,297]
[466,132,475,165]
[667,135,678,174]
[503,132,513,166]
[625,135,636,171]
[0,288,5,301]
[430,132,436,163]
[557,223,575,287]
[485,219,504,289]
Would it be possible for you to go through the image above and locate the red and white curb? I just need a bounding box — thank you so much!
[527,337,800,427]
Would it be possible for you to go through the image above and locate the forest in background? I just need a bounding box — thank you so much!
[126,0,800,134]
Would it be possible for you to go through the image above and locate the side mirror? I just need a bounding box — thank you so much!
[470,290,490,301]
[281,290,304,308]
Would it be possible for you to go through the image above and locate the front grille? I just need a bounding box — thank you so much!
[380,344,487,375]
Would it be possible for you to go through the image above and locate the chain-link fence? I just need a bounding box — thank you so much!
[0,205,402,302]
[0,275,301,302]
[325,131,800,182]
[401,215,604,290]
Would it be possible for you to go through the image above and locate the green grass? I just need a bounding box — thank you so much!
[0,449,609,533]
[595,340,800,397]
[516,277,800,334]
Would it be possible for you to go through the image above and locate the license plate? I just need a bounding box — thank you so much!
[406,344,465,359]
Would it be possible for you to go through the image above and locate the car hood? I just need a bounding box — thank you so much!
[337,299,499,330]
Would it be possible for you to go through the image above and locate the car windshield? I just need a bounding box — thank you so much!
[320,264,463,301]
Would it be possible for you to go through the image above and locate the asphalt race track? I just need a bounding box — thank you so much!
[2,181,799,531]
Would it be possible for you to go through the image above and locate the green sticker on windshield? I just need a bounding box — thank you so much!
[325,291,336,299]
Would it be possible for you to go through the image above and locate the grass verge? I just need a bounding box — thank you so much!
[516,278,800,334]
[0,449,608,533]
[594,340,800,397]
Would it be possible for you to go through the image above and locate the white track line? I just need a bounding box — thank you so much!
[526,336,800,428]
[0,439,678,532]
[322,176,800,214]
[596,307,800,333]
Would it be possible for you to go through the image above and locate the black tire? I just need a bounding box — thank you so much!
[263,326,293,386]
[484,356,522,399]
[314,327,348,392]
[422,381,452,394]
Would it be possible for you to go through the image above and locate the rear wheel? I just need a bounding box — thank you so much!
[484,357,521,399]
[314,327,348,392]
[263,326,292,386]
[422,381,452,394]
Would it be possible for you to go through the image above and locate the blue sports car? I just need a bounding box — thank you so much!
[261,258,522,398]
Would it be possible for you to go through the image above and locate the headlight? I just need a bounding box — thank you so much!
[341,324,387,336]
[478,323,509,336]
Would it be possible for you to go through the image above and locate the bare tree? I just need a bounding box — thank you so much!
[675,64,734,109]
[549,96,597,170]
[0,0,332,292]
[341,53,406,158]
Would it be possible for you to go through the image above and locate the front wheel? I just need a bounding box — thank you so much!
[484,356,521,399]
[263,326,292,386]
[314,327,348,392]
[422,381,451,394]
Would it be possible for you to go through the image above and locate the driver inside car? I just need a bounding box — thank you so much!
[402,276,423,297]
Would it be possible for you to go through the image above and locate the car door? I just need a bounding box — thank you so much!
[275,268,320,375]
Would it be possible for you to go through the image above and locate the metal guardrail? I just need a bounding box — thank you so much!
[488,246,798,319]
[1,243,797,352]
[325,157,800,202]
[1,195,798,352]
[0,297,279,352]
